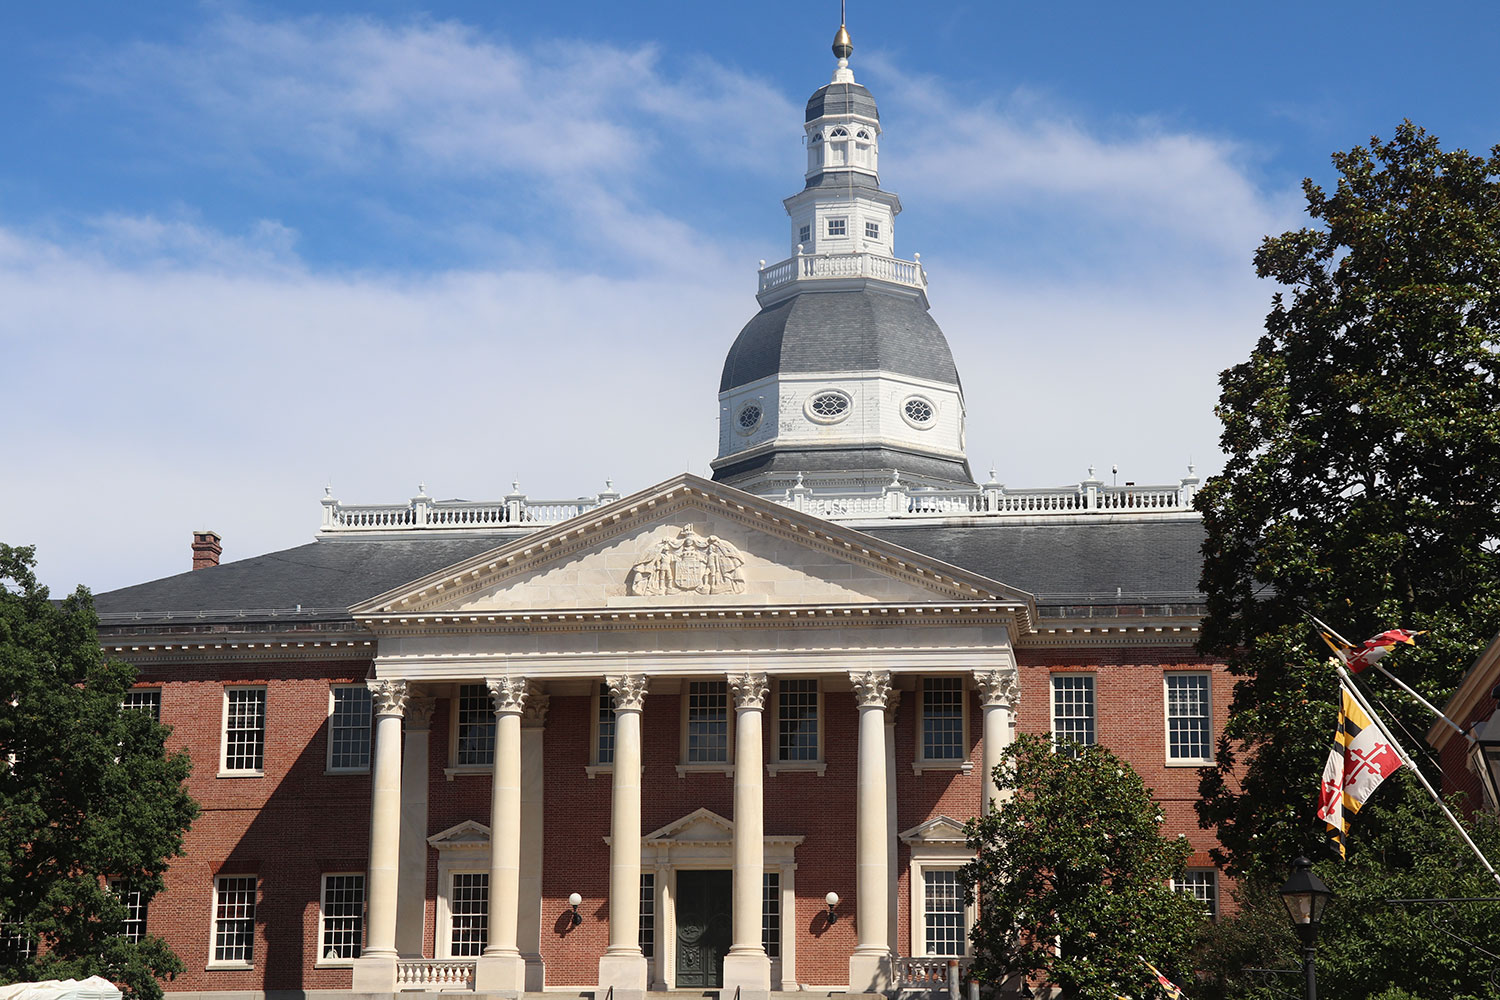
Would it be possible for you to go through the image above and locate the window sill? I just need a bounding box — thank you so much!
[324,768,370,777]
[1165,759,1212,768]
[314,959,357,969]
[911,760,974,776]
[217,770,264,779]
[675,763,733,778]
[767,761,827,776]
[205,961,254,971]
[443,766,491,781]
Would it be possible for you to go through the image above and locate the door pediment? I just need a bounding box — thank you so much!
[351,475,1033,620]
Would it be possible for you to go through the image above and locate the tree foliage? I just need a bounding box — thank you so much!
[1194,122,1500,996]
[962,733,1207,1000]
[0,544,198,999]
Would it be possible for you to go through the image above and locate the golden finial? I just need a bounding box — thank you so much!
[832,0,853,60]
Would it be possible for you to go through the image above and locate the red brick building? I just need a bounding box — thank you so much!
[90,20,1226,1000]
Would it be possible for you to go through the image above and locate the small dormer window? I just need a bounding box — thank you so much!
[865,222,880,240]
[799,224,811,243]
[827,219,846,237]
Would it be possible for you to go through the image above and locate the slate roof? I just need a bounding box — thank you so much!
[719,287,960,393]
[92,517,1204,628]
[712,446,973,488]
[806,81,879,122]
[802,170,884,194]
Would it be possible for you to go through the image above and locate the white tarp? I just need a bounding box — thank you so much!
[0,978,123,1000]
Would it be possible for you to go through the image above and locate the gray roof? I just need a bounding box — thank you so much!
[861,519,1207,604]
[802,170,884,194]
[92,517,1204,628]
[712,447,973,488]
[719,288,961,393]
[806,82,879,122]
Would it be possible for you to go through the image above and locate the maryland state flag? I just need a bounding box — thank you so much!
[1317,684,1404,857]
[1139,957,1185,999]
[1315,624,1422,674]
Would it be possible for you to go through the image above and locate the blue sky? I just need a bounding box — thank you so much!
[5,1,1498,594]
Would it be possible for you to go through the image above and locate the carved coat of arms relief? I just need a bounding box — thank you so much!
[626,525,748,596]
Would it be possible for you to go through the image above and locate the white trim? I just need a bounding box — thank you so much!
[804,388,853,425]
[768,677,825,775]
[207,874,258,970]
[315,872,366,967]
[218,687,266,778]
[589,681,616,774]
[428,821,491,959]
[1163,671,1213,765]
[677,679,735,775]
[900,818,974,959]
[325,685,372,775]
[914,675,972,772]
[1049,672,1097,754]
[1171,868,1219,918]
[449,683,495,769]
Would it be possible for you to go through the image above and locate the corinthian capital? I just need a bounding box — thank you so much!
[974,667,1020,708]
[406,697,437,731]
[606,673,651,712]
[368,678,410,717]
[522,690,551,728]
[848,669,894,709]
[486,675,533,715]
[728,671,771,711]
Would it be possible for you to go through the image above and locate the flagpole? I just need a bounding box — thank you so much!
[1308,615,1469,742]
[1337,665,1500,887]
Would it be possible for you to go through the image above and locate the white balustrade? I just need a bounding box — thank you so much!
[895,956,973,992]
[395,959,476,990]
[758,250,927,295]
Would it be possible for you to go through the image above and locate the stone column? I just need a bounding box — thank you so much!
[599,674,650,1000]
[353,678,407,992]
[397,697,435,957]
[476,676,531,993]
[520,692,550,991]
[724,672,772,1000]
[848,670,894,993]
[974,668,1021,814]
[884,691,901,959]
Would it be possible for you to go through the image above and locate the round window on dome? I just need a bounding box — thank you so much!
[736,402,763,433]
[902,396,936,428]
[806,390,852,424]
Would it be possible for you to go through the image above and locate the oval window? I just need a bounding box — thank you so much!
[807,390,851,423]
[736,403,762,432]
[903,396,936,428]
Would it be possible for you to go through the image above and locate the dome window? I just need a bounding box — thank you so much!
[903,396,936,428]
[856,129,871,140]
[736,402,763,433]
[829,126,849,138]
[807,390,852,423]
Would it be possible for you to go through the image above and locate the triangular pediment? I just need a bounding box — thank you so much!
[352,475,1033,619]
[899,815,969,845]
[427,820,490,850]
[644,808,733,843]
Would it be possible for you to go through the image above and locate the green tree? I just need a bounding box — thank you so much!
[962,733,1207,1000]
[0,544,199,999]
[1193,122,1500,996]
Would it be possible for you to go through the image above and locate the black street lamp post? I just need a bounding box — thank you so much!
[1279,856,1334,1000]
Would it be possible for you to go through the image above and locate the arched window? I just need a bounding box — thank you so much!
[856,129,871,140]
[829,126,849,138]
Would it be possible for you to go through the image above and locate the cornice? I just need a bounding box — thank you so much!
[1022,620,1201,649]
[101,636,376,666]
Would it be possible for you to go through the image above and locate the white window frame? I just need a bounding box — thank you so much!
[440,870,490,959]
[1164,672,1213,765]
[768,677,825,775]
[1172,868,1219,918]
[865,220,880,240]
[108,877,147,944]
[913,676,974,774]
[315,872,365,966]
[677,680,735,777]
[327,685,373,774]
[798,223,811,245]
[207,874,257,969]
[587,682,617,779]
[826,217,847,237]
[902,817,976,959]
[1050,673,1097,757]
[919,868,970,957]
[446,683,495,777]
[219,687,266,778]
[122,688,161,721]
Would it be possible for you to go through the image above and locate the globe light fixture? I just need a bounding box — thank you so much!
[568,891,583,927]
[825,891,840,923]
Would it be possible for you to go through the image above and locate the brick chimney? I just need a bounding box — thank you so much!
[191,531,222,571]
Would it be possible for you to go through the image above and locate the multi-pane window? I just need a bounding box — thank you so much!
[328,686,372,772]
[924,870,965,956]
[686,681,729,763]
[1172,869,1218,917]
[778,679,819,761]
[213,876,257,964]
[1165,674,1211,762]
[798,224,811,244]
[0,920,33,963]
[450,873,489,957]
[762,872,781,958]
[922,678,965,761]
[223,689,266,773]
[639,873,654,958]
[865,221,880,240]
[122,689,161,720]
[1051,675,1096,757]
[827,218,847,237]
[597,684,617,765]
[455,684,495,767]
[320,874,365,960]
[108,879,147,943]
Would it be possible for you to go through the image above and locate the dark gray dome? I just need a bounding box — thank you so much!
[806,82,879,123]
[719,288,961,393]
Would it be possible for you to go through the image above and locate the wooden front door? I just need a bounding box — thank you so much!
[675,869,732,988]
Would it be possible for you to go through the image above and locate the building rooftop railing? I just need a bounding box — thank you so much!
[318,469,1201,535]
[757,248,926,298]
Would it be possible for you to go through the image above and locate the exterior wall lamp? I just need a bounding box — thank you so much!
[1279,856,1333,1000]
[825,891,840,923]
[568,892,583,927]
[1468,698,1500,813]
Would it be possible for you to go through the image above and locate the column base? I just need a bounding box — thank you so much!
[523,952,546,992]
[351,954,397,993]
[599,950,648,1000]
[723,949,772,1000]
[474,951,527,994]
[848,948,892,995]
